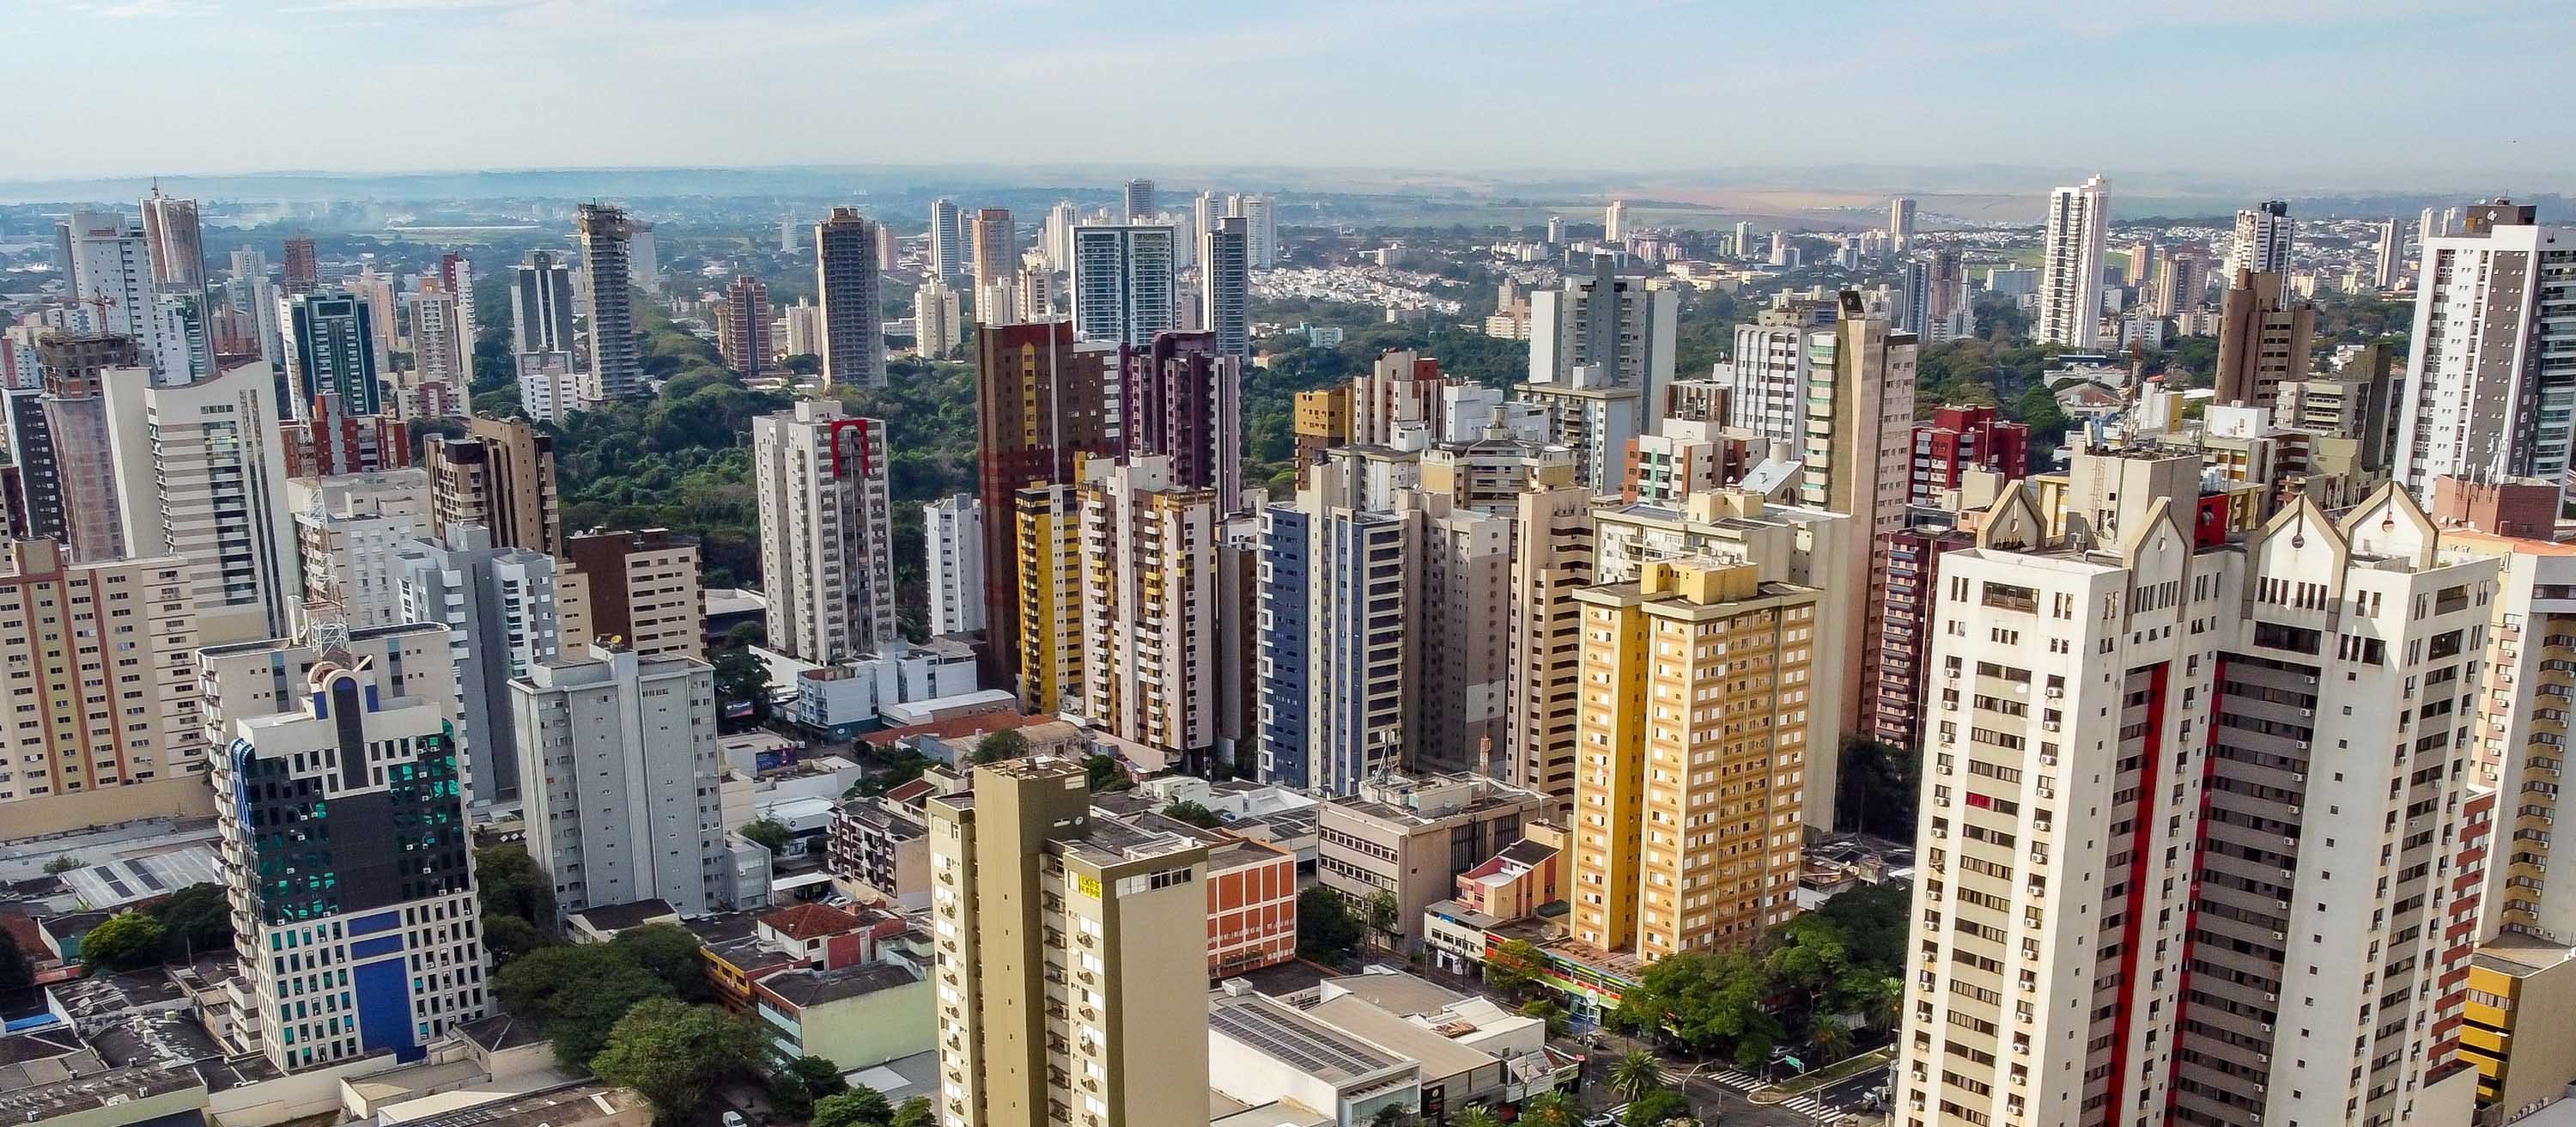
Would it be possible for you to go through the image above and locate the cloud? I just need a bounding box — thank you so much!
[75,0,216,16]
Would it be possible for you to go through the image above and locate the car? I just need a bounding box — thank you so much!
[722,1112,747,1127]
[1584,1108,1625,1127]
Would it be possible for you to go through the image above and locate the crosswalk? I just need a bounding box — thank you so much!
[1659,1065,1841,1120]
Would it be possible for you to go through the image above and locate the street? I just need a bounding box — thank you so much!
[1559,1026,1892,1126]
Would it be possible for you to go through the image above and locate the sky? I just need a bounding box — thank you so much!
[2,0,2569,192]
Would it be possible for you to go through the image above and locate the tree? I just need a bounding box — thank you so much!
[856,745,933,796]
[495,942,677,1068]
[1483,937,1546,999]
[809,1087,893,1127]
[149,883,233,963]
[590,998,771,1124]
[44,855,84,874]
[613,922,714,1002]
[1450,1108,1504,1127]
[1614,950,1782,1061]
[1607,1049,1666,1103]
[971,728,1029,764]
[1162,800,1223,829]
[1520,1092,1584,1127]
[768,1073,814,1122]
[711,648,771,729]
[787,1055,848,1097]
[81,911,167,972]
[1366,1107,1421,1127]
[739,817,795,856]
[1083,753,1130,793]
[0,934,33,994]
[1297,886,1364,965]
[483,915,556,970]
[1519,996,1570,1037]
[1363,890,1401,941]
[477,844,558,923]
[887,1097,934,1127]
[1619,1088,1692,1127]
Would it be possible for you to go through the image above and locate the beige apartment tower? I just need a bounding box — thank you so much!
[924,757,1210,1127]
[1569,559,1816,959]
[0,540,200,831]
[1504,465,1595,802]
[561,527,705,661]
[428,415,562,556]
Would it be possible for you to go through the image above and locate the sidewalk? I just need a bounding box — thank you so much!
[1748,1046,1895,1104]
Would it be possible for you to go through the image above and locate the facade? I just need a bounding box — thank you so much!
[1894,465,2487,1127]
[1812,302,1917,779]
[1504,467,1596,801]
[101,357,298,646]
[924,758,1211,1127]
[969,208,1015,292]
[2036,174,2110,347]
[282,389,410,478]
[0,540,196,813]
[289,468,431,630]
[39,334,143,562]
[141,190,206,291]
[1890,196,1917,250]
[2392,203,2576,503]
[1123,179,1156,223]
[2228,198,2294,277]
[1202,216,1250,362]
[720,275,771,376]
[753,399,899,663]
[1909,405,2030,506]
[1013,483,1084,716]
[1524,253,1677,440]
[974,322,1119,689]
[214,655,485,1071]
[1076,456,1217,767]
[281,290,380,417]
[815,207,886,388]
[395,530,568,806]
[561,527,704,661]
[927,198,963,281]
[1231,193,1279,268]
[574,203,644,404]
[408,282,468,396]
[282,235,317,293]
[1071,224,1176,348]
[829,796,931,908]
[1316,771,1549,950]
[2154,250,2210,317]
[512,643,725,917]
[4,386,67,544]
[511,249,578,357]
[1260,475,1408,795]
[1568,560,1814,959]
[58,210,184,382]
[923,494,985,637]
[2213,268,2318,411]
[915,279,962,360]
[1119,330,1243,511]
[426,415,562,556]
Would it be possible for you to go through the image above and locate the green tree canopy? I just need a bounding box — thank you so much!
[477,844,558,923]
[971,729,1030,764]
[1620,1087,1692,1127]
[711,648,772,730]
[149,884,233,963]
[589,998,771,1124]
[787,1055,847,1097]
[886,1097,934,1127]
[81,912,167,972]
[1083,754,1130,793]
[1161,800,1223,829]
[495,942,677,1068]
[738,817,794,856]
[809,1087,894,1127]
[1483,937,1546,999]
[611,923,714,1002]
[1607,1049,1666,1102]
[1297,886,1363,966]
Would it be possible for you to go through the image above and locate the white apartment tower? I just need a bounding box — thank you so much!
[1202,216,1251,362]
[289,468,432,631]
[2392,202,2576,504]
[2228,198,2294,278]
[511,643,726,917]
[753,399,899,663]
[1071,225,1176,349]
[924,493,986,637]
[1077,455,1217,765]
[394,529,568,806]
[928,198,964,281]
[2036,175,2110,348]
[1605,199,1629,242]
[1896,461,2487,1127]
[101,358,298,646]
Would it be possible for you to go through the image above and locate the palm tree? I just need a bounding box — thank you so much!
[1520,1092,1584,1127]
[1449,1108,1504,1127]
[1810,1015,1855,1064]
[1607,1048,1667,1103]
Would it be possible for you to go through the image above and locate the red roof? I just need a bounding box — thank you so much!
[760,902,864,941]
[858,710,1043,751]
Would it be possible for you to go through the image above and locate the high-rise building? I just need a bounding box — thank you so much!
[289,469,429,631]
[560,527,704,661]
[2213,268,2318,411]
[628,220,660,294]
[815,207,885,388]
[511,250,577,357]
[1015,263,1056,322]
[0,539,197,825]
[753,399,897,663]
[975,322,1119,690]
[1604,199,1629,242]
[1504,462,1595,801]
[1120,331,1243,511]
[141,189,205,293]
[434,253,477,387]
[282,384,409,481]
[575,203,644,404]
[58,210,184,381]
[281,235,319,294]
[1256,474,1407,794]
[1122,178,1157,223]
[395,528,568,804]
[407,282,467,396]
[927,198,963,281]
[2393,202,2576,503]
[1894,469,2488,1127]
[2374,217,2403,289]
[513,643,725,917]
[2036,174,2110,347]
[1042,199,1078,272]
[280,290,381,417]
[923,494,985,637]
[1076,456,1217,767]
[1071,224,1176,348]
[1012,483,1084,716]
[214,652,486,1073]
[2152,249,2209,318]
[1808,300,1917,777]
[914,279,962,360]
[1230,193,1278,268]
[2124,239,2156,287]
[426,416,562,556]
[1545,214,1567,244]
[720,275,771,376]
[1907,405,2029,507]
[1520,256,1678,488]
[102,357,298,645]
[1569,559,1815,959]
[2228,198,2294,277]
[924,757,1211,1127]
[969,208,1015,292]
[37,333,143,562]
[1889,196,1917,251]
[3,385,67,544]
[1201,216,1250,362]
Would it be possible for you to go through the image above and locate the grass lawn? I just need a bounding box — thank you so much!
[1754,1045,1896,1100]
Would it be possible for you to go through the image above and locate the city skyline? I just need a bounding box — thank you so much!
[8,2,2571,187]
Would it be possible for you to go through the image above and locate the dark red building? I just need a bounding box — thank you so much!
[282,389,410,478]
[973,321,1118,688]
[1909,405,2030,506]
[1868,523,1978,750]
[1118,331,1242,509]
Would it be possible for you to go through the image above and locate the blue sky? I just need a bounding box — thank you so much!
[3,0,2567,190]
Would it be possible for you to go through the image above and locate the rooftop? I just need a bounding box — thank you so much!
[1313,972,1467,1018]
[397,1082,649,1127]
[1208,992,1408,1087]
[455,1014,543,1053]
[0,1061,202,1123]
[759,903,863,941]
[85,1010,224,1071]
[758,963,921,1009]
[566,899,677,934]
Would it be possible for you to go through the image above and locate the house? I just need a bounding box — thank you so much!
[827,799,930,910]
[751,962,933,1070]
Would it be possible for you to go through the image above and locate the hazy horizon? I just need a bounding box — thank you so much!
[6,0,2571,191]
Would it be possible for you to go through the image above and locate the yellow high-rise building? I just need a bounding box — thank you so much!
[1569,559,1817,960]
[1013,483,1083,716]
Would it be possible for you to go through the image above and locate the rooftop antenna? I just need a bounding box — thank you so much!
[295,492,352,657]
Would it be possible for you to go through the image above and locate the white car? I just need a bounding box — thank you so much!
[722,1112,747,1127]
